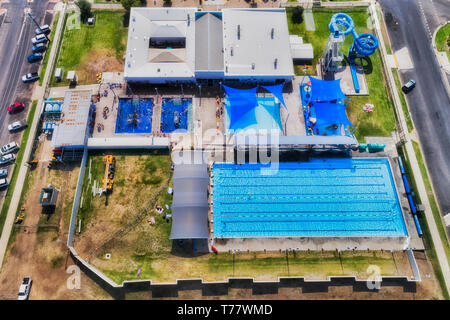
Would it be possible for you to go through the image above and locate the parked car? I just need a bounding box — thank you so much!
[32,43,47,53]
[35,24,50,35]
[27,52,43,63]
[22,72,40,83]
[31,33,48,45]
[0,142,19,156]
[0,178,8,189]
[402,79,416,93]
[8,102,24,114]
[17,277,32,300]
[8,120,27,133]
[0,169,7,178]
[0,154,15,165]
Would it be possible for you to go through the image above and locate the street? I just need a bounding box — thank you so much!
[379,0,450,233]
[0,0,51,198]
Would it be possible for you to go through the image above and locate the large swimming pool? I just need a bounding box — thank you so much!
[212,158,408,238]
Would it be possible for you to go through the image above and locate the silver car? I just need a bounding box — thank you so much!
[0,142,19,155]
[18,277,32,300]
[0,154,15,165]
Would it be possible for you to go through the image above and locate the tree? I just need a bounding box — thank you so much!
[75,0,91,23]
[121,0,143,13]
[121,0,146,26]
[291,7,304,24]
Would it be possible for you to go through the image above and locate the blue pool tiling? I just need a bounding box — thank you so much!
[160,97,192,133]
[212,158,408,238]
[115,98,153,134]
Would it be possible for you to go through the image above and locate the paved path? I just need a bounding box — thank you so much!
[87,0,123,10]
[0,3,67,269]
[372,1,450,294]
[48,83,100,98]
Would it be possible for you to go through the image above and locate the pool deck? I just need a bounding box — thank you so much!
[209,134,424,252]
[90,79,307,151]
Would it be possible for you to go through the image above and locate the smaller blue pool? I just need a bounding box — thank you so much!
[160,98,192,133]
[116,98,153,134]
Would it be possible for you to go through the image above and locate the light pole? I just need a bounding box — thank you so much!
[27,12,49,41]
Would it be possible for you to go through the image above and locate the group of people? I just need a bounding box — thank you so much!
[96,123,104,132]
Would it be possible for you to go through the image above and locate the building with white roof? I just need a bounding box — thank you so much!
[124,7,303,84]
[124,7,197,83]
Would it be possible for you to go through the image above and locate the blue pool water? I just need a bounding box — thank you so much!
[160,98,192,133]
[212,158,408,238]
[115,98,153,134]
[225,97,282,134]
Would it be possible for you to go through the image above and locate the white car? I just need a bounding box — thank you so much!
[0,142,19,155]
[31,33,48,44]
[18,277,32,300]
[8,120,27,133]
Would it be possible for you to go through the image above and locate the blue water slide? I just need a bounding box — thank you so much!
[328,13,378,93]
[329,13,354,36]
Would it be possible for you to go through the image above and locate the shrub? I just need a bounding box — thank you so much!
[291,7,304,24]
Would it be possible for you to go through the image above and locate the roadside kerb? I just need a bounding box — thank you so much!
[370,2,450,293]
[0,3,67,269]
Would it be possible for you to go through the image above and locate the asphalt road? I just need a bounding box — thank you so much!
[0,0,50,196]
[379,0,450,231]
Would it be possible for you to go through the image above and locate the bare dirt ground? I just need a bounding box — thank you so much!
[74,152,172,260]
[0,136,111,300]
[77,48,124,85]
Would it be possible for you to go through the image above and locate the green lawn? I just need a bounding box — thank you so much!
[376,5,392,55]
[411,141,450,263]
[39,12,60,86]
[397,145,450,299]
[0,101,37,237]
[99,250,398,285]
[52,10,127,86]
[392,69,413,132]
[287,7,396,141]
[435,23,450,60]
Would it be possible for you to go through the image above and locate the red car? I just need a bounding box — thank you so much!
[8,102,24,114]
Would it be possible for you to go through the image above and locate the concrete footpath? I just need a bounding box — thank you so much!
[371,2,450,294]
[0,4,67,269]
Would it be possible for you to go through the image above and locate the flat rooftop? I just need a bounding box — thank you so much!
[52,90,92,148]
[222,8,294,77]
[124,7,197,81]
[124,8,294,81]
